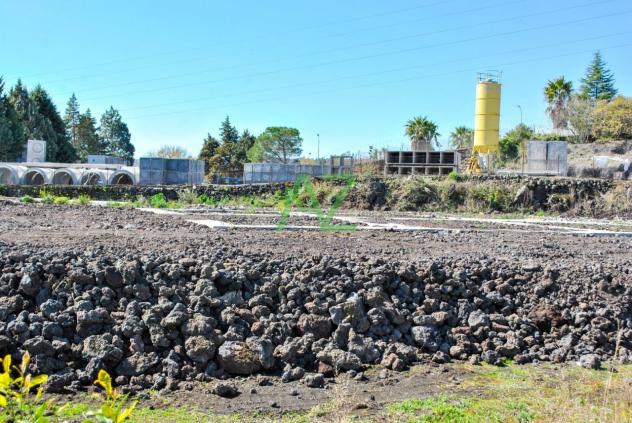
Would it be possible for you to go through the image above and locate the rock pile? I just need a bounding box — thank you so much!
[0,245,630,393]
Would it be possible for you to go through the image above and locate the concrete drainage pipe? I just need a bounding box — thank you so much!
[80,170,108,186]
[109,170,135,185]
[22,168,53,186]
[0,165,24,185]
[51,168,81,185]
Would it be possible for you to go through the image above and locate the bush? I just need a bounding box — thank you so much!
[39,189,55,204]
[74,194,91,205]
[149,193,168,208]
[53,196,69,205]
[592,96,632,141]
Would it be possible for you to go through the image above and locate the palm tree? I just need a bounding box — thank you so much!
[544,77,573,130]
[405,116,439,151]
[449,126,474,150]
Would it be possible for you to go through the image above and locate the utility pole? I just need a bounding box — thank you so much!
[517,105,523,125]
[317,133,320,164]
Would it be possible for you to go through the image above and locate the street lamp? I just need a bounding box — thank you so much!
[317,133,320,163]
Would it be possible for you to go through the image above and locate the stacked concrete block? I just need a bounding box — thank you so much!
[87,155,127,165]
[527,141,568,176]
[139,158,204,185]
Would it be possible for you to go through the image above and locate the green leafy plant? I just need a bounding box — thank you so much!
[447,170,462,182]
[0,352,60,422]
[73,194,92,205]
[83,370,137,423]
[53,196,69,205]
[39,189,55,204]
[19,195,34,203]
[149,193,168,208]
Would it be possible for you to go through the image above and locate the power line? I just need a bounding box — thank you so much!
[118,31,631,114]
[73,8,631,102]
[125,42,631,121]
[37,0,519,87]
[8,0,452,80]
[49,0,601,96]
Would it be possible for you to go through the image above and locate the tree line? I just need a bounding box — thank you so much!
[0,78,134,163]
[197,117,303,177]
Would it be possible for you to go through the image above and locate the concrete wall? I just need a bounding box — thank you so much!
[139,158,204,185]
[527,141,568,176]
[244,163,331,184]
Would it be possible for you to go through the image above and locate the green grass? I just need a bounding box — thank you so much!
[53,196,70,205]
[149,193,168,208]
[71,193,92,205]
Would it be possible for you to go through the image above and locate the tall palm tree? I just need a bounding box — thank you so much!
[544,77,573,130]
[405,116,439,151]
[449,126,474,150]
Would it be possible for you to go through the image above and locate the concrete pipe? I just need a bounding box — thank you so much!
[22,168,53,186]
[51,168,81,185]
[109,170,135,185]
[0,164,24,185]
[79,170,107,186]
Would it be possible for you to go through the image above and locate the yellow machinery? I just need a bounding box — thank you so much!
[467,71,501,174]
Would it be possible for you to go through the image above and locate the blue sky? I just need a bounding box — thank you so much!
[1,0,631,158]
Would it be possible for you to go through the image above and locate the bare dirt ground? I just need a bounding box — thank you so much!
[1,199,632,418]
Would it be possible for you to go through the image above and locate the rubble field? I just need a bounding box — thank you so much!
[0,200,631,416]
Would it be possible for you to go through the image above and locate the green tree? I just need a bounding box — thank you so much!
[580,51,617,101]
[198,133,220,174]
[544,77,573,129]
[592,96,632,141]
[64,93,81,151]
[405,116,439,151]
[30,85,76,162]
[567,95,595,143]
[99,106,134,163]
[0,77,21,161]
[75,109,104,161]
[219,116,239,144]
[449,126,474,150]
[499,123,533,162]
[251,126,303,164]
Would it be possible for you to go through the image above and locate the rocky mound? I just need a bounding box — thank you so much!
[0,244,629,394]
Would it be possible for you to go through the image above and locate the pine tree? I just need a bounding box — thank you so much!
[30,85,77,162]
[98,106,134,163]
[64,94,81,151]
[219,116,239,144]
[0,77,20,162]
[75,109,104,161]
[580,51,617,101]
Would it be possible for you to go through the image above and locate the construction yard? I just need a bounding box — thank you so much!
[1,180,632,421]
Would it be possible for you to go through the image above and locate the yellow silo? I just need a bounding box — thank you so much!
[473,72,501,155]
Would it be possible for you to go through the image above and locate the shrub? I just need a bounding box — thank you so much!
[39,189,55,204]
[592,96,632,141]
[177,188,198,204]
[149,193,168,208]
[53,196,69,205]
[19,195,34,203]
[75,194,91,205]
[447,171,462,182]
